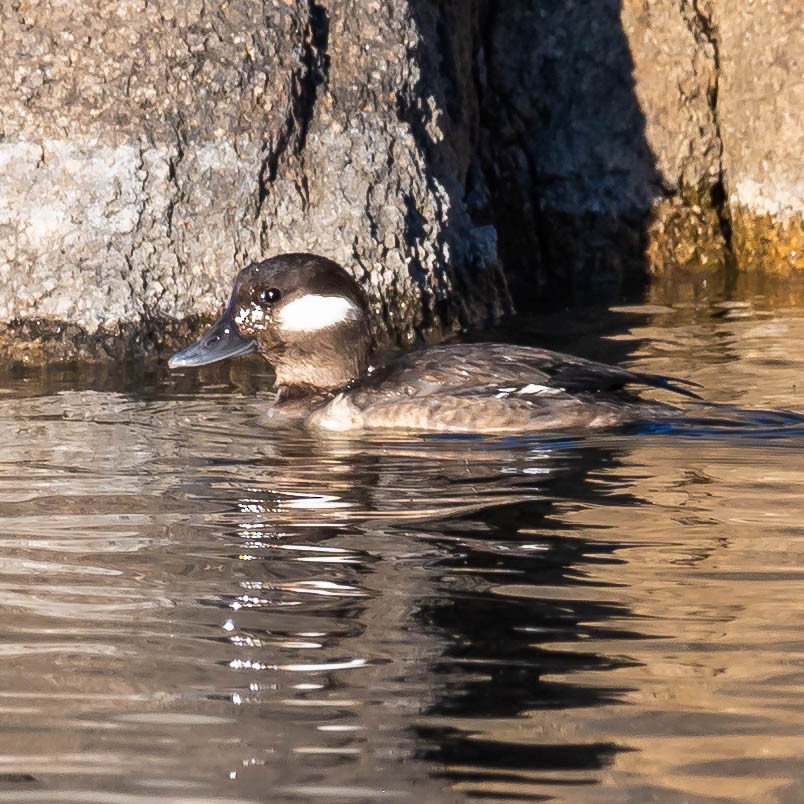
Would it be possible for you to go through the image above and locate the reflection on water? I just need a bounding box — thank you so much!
[0,291,803,802]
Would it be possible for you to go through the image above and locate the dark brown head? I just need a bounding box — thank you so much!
[168,253,372,392]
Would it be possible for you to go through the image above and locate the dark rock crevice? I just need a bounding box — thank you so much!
[470,1,663,308]
[257,2,330,216]
[681,0,733,258]
[404,0,510,337]
[471,0,548,310]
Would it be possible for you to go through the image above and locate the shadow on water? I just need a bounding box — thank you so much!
[151,404,803,799]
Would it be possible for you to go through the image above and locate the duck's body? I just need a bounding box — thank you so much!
[169,254,698,434]
[302,343,683,433]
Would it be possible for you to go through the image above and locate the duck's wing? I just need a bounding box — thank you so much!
[368,343,701,400]
[504,346,703,399]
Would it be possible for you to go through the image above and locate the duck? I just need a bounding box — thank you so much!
[168,253,699,433]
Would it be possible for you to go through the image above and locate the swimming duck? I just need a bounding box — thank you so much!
[168,253,698,433]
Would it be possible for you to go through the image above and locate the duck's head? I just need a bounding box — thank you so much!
[168,253,372,392]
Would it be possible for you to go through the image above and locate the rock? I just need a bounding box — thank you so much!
[0,0,508,364]
[0,0,800,366]
[714,0,803,272]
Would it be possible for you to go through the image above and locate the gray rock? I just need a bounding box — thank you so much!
[714,0,803,271]
[0,0,800,366]
[0,0,508,364]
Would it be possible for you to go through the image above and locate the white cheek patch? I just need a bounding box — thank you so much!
[278,295,360,332]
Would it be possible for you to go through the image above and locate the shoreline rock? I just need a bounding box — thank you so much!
[0,0,799,366]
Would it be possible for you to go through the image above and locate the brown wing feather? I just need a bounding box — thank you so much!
[365,343,700,399]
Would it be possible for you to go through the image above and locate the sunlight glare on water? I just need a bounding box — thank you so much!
[0,282,803,802]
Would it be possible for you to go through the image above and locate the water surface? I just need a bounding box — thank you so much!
[0,284,803,802]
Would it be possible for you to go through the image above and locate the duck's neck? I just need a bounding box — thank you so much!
[271,322,371,395]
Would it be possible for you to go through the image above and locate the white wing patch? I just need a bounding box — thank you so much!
[278,295,360,332]
[495,383,563,399]
[517,383,562,395]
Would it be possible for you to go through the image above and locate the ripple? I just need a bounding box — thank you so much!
[0,302,803,801]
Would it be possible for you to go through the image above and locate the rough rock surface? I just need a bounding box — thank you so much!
[0,0,800,366]
[481,0,802,290]
[0,0,507,364]
[480,0,715,300]
[714,0,803,272]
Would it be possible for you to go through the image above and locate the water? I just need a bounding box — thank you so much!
[0,286,803,802]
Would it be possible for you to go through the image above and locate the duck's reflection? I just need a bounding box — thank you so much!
[177,431,641,795]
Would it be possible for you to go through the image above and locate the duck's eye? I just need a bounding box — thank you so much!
[259,287,281,304]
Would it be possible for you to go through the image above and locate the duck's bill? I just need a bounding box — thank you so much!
[168,316,257,369]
